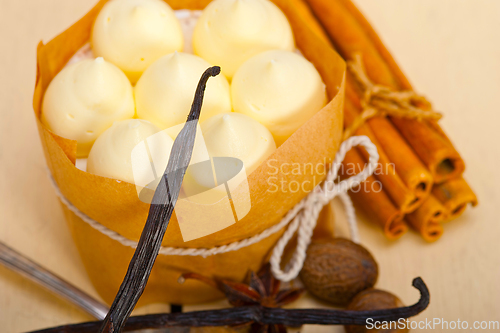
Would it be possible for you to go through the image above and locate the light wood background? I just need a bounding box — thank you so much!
[0,0,499,332]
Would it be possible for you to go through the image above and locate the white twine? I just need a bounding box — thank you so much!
[49,135,378,282]
[270,136,378,281]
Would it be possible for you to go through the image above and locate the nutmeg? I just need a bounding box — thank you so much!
[345,289,409,333]
[299,238,378,306]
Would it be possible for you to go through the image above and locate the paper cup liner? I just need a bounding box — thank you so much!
[33,0,346,305]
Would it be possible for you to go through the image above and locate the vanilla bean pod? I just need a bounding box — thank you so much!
[31,277,429,333]
[98,66,222,333]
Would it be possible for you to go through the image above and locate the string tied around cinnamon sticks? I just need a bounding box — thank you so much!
[342,53,442,141]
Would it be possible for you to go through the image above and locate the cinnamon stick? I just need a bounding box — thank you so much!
[306,0,466,183]
[391,118,465,184]
[341,149,407,239]
[345,79,433,212]
[289,0,332,46]
[293,0,432,212]
[432,177,478,220]
[288,0,474,239]
[344,99,416,213]
[406,195,446,242]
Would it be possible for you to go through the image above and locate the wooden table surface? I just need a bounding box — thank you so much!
[1,0,499,332]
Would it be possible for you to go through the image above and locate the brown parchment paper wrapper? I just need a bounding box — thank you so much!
[33,0,346,305]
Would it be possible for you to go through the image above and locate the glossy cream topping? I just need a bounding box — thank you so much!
[192,0,294,79]
[231,50,327,146]
[135,52,231,131]
[87,119,174,187]
[41,58,135,157]
[189,113,276,189]
[92,0,184,83]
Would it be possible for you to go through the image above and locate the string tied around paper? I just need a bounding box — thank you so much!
[269,135,378,282]
[48,136,379,282]
[342,53,442,141]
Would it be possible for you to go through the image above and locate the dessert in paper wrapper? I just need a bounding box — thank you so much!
[33,0,345,305]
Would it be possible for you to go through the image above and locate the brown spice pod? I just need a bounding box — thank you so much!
[300,238,378,306]
[345,288,409,333]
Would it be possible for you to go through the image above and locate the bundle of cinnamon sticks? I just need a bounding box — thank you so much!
[294,0,477,241]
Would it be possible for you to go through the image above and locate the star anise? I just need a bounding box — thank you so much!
[180,264,305,333]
